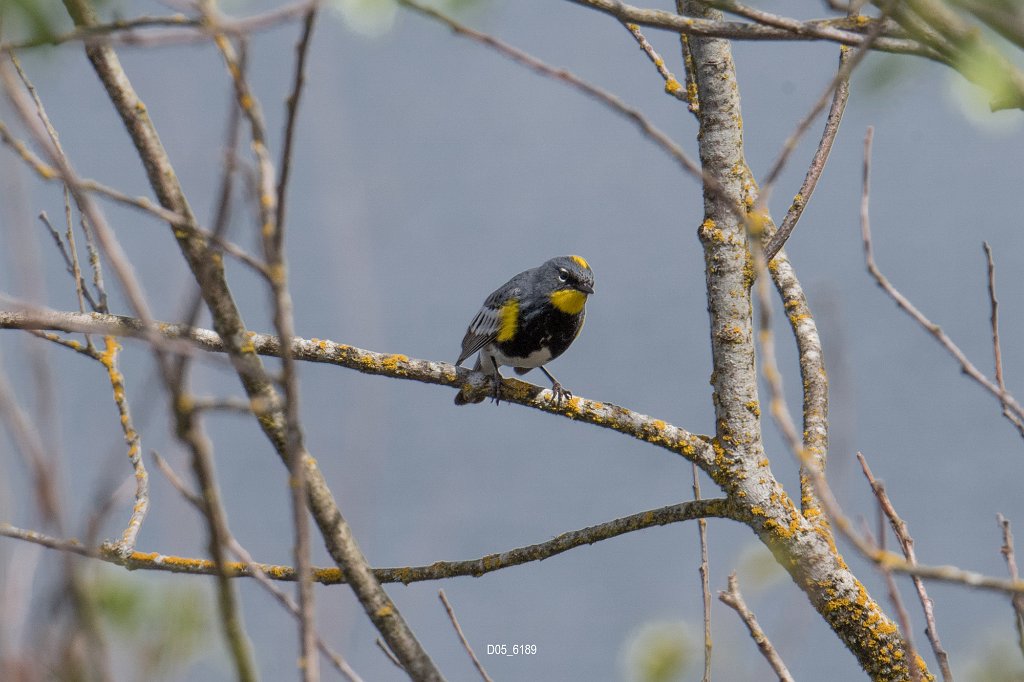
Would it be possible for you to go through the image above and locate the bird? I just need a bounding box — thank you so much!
[454,255,594,405]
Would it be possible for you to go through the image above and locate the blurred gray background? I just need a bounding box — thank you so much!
[2,0,1024,680]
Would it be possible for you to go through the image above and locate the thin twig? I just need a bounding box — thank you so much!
[997,514,1024,661]
[748,123,924,677]
[622,22,687,100]
[4,55,151,554]
[673,1,700,114]
[37,211,100,312]
[0,1,320,51]
[567,0,942,58]
[868,483,923,682]
[191,396,254,414]
[78,208,108,314]
[275,5,317,242]
[376,638,405,671]
[438,591,493,682]
[174,37,247,367]
[984,242,1024,439]
[152,451,364,682]
[693,463,712,682]
[60,0,439,673]
[0,119,268,276]
[860,129,1024,433]
[859,453,952,681]
[761,47,851,261]
[761,2,898,262]
[202,6,318,676]
[396,0,741,219]
[719,573,794,682]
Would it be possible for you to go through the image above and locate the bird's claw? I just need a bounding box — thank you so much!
[549,381,572,405]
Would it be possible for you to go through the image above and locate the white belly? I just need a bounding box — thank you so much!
[484,344,553,369]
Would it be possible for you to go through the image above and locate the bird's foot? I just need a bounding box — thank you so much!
[549,381,572,405]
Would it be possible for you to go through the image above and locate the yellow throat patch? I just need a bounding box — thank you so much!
[497,299,519,341]
[550,289,587,315]
[570,255,589,270]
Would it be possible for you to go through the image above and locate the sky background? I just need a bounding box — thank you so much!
[2,0,1024,680]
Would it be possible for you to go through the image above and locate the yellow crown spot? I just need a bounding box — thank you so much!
[550,289,587,315]
[497,298,519,342]
[570,255,590,270]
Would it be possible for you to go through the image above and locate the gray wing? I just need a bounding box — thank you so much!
[456,280,524,366]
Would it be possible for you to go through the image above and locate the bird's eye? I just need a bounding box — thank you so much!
[557,268,569,283]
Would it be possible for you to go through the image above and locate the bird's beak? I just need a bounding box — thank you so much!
[578,283,594,295]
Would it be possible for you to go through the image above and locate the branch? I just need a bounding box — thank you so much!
[997,514,1024,660]
[396,0,732,213]
[0,1,321,51]
[860,134,1024,435]
[438,591,493,682]
[860,453,951,681]
[693,463,713,682]
[566,0,939,57]
[719,574,794,682]
[621,22,688,101]
[1,498,733,583]
[57,0,441,674]
[983,242,1024,439]
[152,452,363,682]
[0,307,720,470]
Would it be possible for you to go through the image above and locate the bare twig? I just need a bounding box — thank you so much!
[0,1,321,51]
[396,0,733,213]
[3,55,151,555]
[693,464,712,682]
[746,120,922,676]
[37,211,99,312]
[761,47,850,260]
[859,453,952,680]
[201,6,319,675]
[673,1,700,114]
[719,573,794,682]
[997,514,1024,660]
[566,0,940,58]
[622,22,687,100]
[376,638,405,671]
[983,242,1024,439]
[866,480,923,682]
[438,591,493,682]
[57,0,434,670]
[191,396,254,414]
[860,129,1024,433]
[153,452,363,682]
[275,6,317,241]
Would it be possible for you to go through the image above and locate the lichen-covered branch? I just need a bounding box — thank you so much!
[567,0,938,57]
[1,498,732,584]
[57,1,440,676]
[0,306,719,471]
[680,1,926,678]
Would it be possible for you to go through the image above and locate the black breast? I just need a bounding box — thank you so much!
[496,302,584,362]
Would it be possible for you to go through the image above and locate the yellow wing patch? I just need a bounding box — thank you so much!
[550,289,587,315]
[497,298,519,341]
[570,255,590,270]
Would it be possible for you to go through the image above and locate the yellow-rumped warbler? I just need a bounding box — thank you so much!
[454,255,594,405]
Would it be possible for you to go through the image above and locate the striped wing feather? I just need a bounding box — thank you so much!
[456,284,522,366]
